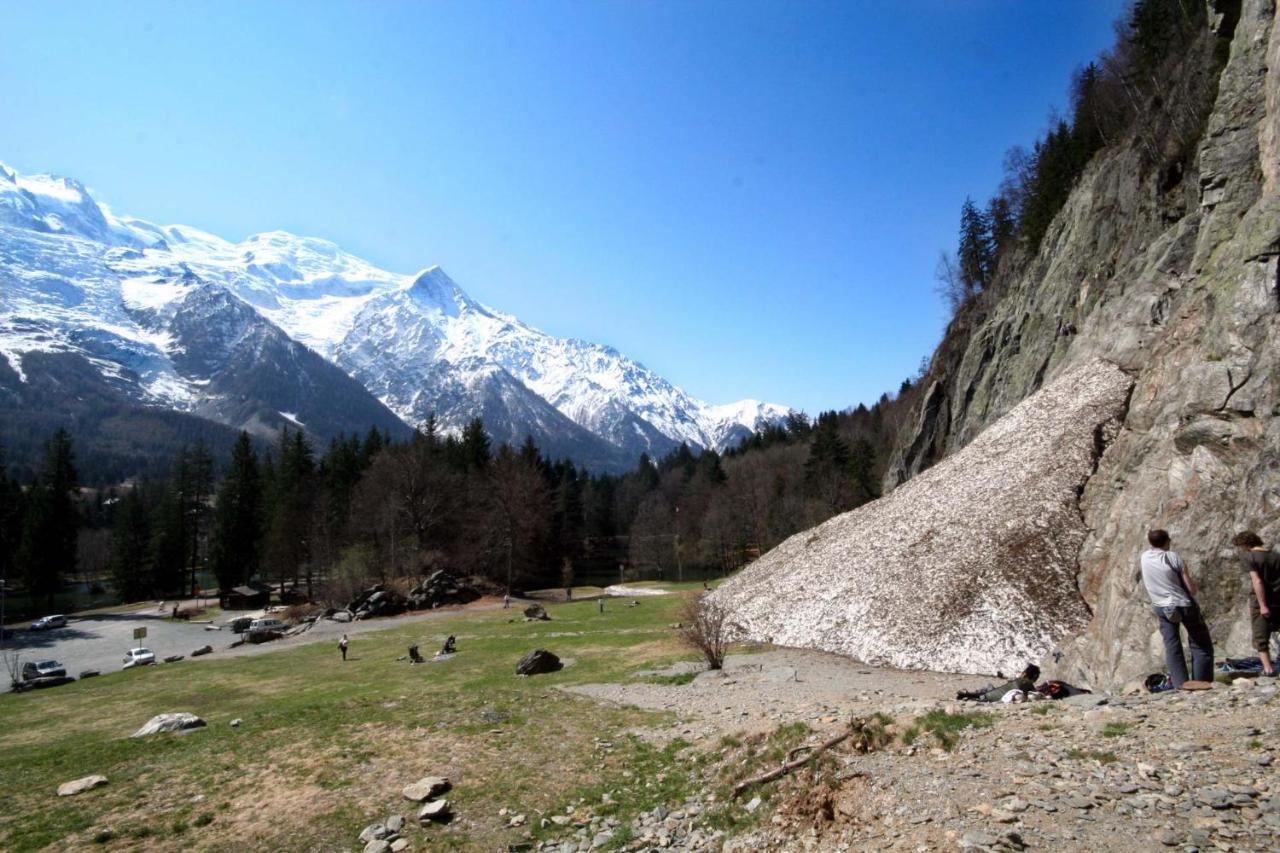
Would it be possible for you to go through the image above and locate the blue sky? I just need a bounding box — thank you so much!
[1,1,1127,415]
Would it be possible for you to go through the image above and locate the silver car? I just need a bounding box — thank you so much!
[123,647,156,668]
[31,614,68,630]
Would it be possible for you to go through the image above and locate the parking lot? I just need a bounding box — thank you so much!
[2,609,250,690]
[2,598,507,692]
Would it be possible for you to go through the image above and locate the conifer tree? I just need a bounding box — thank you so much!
[110,487,153,602]
[184,441,214,596]
[0,444,22,589]
[209,432,262,592]
[461,418,491,469]
[957,197,993,298]
[16,429,79,607]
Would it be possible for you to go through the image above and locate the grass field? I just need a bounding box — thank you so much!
[0,584,710,851]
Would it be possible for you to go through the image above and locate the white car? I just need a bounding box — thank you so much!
[123,648,156,668]
[248,618,287,635]
[31,614,68,630]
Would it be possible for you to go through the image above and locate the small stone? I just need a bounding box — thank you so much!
[385,815,403,833]
[389,840,409,853]
[403,776,451,802]
[363,841,391,853]
[745,796,762,813]
[419,800,451,823]
[359,823,391,843]
[57,775,108,797]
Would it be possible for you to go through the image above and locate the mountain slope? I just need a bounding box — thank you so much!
[0,162,788,472]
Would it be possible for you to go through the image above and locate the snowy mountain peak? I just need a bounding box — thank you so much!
[0,160,791,469]
[406,266,477,317]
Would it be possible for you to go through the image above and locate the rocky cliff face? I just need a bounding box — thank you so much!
[886,0,1280,687]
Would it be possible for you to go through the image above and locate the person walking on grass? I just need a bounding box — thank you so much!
[1140,529,1214,687]
[1233,530,1280,677]
[339,634,349,662]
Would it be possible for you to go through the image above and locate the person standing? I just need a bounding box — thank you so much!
[339,634,349,662]
[1233,531,1280,677]
[1140,529,1214,686]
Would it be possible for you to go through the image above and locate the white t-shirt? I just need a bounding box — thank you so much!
[1140,548,1192,608]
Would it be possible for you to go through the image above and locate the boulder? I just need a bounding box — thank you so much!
[402,776,451,802]
[405,569,481,611]
[163,654,185,663]
[191,645,213,657]
[347,585,408,620]
[523,604,550,621]
[330,610,352,623]
[57,775,108,796]
[515,649,562,676]
[79,670,100,679]
[132,712,206,738]
[418,799,451,823]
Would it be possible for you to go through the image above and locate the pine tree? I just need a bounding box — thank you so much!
[208,433,262,592]
[16,429,79,607]
[110,487,153,602]
[461,418,491,469]
[151,453,190,596]
[0,443,22,588]
[264,428,316,595]
[184,441,214,596]
[957,197,993,298]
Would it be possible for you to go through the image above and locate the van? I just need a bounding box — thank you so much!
[248,618,287,634]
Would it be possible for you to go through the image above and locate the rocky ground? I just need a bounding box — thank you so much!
[540,651,1280,852]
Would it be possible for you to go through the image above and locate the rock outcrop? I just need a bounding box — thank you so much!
[879,0,1280,687]
[712,360,1132,675]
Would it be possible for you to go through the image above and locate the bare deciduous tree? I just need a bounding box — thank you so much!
[679,592,728,670]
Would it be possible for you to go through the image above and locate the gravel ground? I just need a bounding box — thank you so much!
[553,649,1280,852]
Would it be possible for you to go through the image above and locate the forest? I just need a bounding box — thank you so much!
[0,376,921,609]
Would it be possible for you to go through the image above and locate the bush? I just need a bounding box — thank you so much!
[679,593,728,670]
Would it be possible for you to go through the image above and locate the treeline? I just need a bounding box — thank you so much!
[937,0,1225,312]
[1,380,924,605]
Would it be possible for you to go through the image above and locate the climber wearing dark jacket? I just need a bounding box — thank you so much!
[957,664,1040,702]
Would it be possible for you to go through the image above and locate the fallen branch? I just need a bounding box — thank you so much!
[732,730,851,799]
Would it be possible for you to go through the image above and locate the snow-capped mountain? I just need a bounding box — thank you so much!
[0,161,789,471]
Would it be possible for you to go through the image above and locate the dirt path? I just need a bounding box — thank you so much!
[563,648,961,741]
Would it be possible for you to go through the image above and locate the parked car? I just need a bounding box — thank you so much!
[123,648,156,668]
[31,614,68,630]
[226,616,254,634]
[22,659,67,680]
[248,618,287,635]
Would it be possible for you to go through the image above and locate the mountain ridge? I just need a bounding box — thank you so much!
[0,161,790,472]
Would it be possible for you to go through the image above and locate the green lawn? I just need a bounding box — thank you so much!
[0,584,711,852]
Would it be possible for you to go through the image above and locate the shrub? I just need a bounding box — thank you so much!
[678,593,728,670]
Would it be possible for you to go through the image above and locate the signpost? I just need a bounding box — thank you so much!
[133,626,147,649]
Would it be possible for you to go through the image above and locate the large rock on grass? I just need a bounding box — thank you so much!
[711,359,1133,675]
[57,775,107,796]
[515,649,562,676]
[132,712,206,738]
